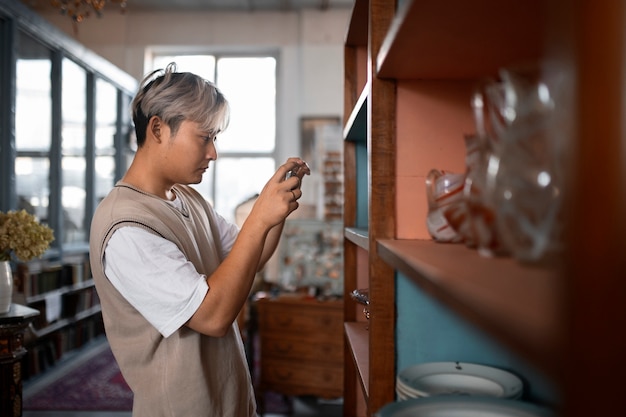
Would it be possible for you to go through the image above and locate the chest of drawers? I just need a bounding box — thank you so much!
[256,294,344,400]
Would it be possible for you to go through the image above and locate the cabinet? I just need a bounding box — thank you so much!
[342,1,626,416]
[0,304,39,417]
[256,295,343,408]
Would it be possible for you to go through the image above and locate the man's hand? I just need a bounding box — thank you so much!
[249,157,311,230]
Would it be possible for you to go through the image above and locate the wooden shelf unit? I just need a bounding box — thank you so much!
[343,0,396,415]
[342,0,626,416]
[14,253,103,380]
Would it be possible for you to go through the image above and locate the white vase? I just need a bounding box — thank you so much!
[0,260,13,314]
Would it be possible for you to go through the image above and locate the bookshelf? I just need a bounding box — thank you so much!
[14,253,103,379]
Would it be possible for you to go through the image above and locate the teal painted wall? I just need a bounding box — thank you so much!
[355,142,368,228]
[395,271,558,407]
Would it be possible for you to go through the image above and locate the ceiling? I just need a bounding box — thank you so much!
[25,0,355,13]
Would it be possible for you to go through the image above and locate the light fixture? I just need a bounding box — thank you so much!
[50,0,128,23]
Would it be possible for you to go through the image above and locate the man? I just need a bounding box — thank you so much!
[89,63,310,416]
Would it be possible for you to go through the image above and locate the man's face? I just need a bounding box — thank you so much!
[163,119,218,185]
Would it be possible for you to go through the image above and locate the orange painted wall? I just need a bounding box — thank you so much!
[395,80,476,239]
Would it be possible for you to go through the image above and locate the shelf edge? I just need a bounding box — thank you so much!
[345,227,369,250]
[344,321,370,399]
[343,84,368,142]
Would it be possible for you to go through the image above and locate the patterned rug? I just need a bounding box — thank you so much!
[23,338,292,413]
[23,341,133,411]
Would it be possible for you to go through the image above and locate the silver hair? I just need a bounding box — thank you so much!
[131,62,230,146]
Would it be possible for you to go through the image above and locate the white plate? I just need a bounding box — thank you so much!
[396,389,410,401]
[396,380,426,399]
[376,396,553,417]
[397,362,523,399]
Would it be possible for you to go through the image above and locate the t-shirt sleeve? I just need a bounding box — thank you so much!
[103,226,209,338]
[210,206,240,259]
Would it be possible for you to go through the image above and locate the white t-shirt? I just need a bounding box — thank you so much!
[103,197,239,338]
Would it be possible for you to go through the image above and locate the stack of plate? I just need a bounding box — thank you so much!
[376,396,553,417]
[396,362,523,401]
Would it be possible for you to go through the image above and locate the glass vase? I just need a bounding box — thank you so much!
[0,261,13,314]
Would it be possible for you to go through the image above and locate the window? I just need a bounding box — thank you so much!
[15,31,52,224]
[61,58,88,243]
[150,54,277,223]
[11,28,134,250]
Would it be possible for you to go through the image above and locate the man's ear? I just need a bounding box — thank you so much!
[149,116,162,141]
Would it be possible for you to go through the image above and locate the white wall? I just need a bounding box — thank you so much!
[40,8,351,163]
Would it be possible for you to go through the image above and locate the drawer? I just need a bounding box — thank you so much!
[257,302,343,335]
[261,334,343,363]
[260,357,343,395]
[261,324,342,345]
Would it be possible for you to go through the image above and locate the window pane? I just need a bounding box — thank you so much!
[95,156,115,205]
[15,31,52,223]
[16,67,52,150]
[216,57,276,153]
[62,59,87,243]
[62,59,87,153]
[95,78,118,201]
[213,157,275,224]
[95,78,117,150]
[62,157,86,243]
[16,157,50,222]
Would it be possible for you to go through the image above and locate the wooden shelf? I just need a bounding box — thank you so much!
[342,1,397,414]
[377,239,562,376]
[344,321,369,398]
[344,227,368,250]
[376,0,544,80]
[345,0,368,47]
[26,279,95,304]
[32,304,102,338]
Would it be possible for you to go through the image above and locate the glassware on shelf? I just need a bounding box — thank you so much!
[422,64,567,262]
[462,85,511,258]
[425,169,466,243]
[483,65,567,263]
